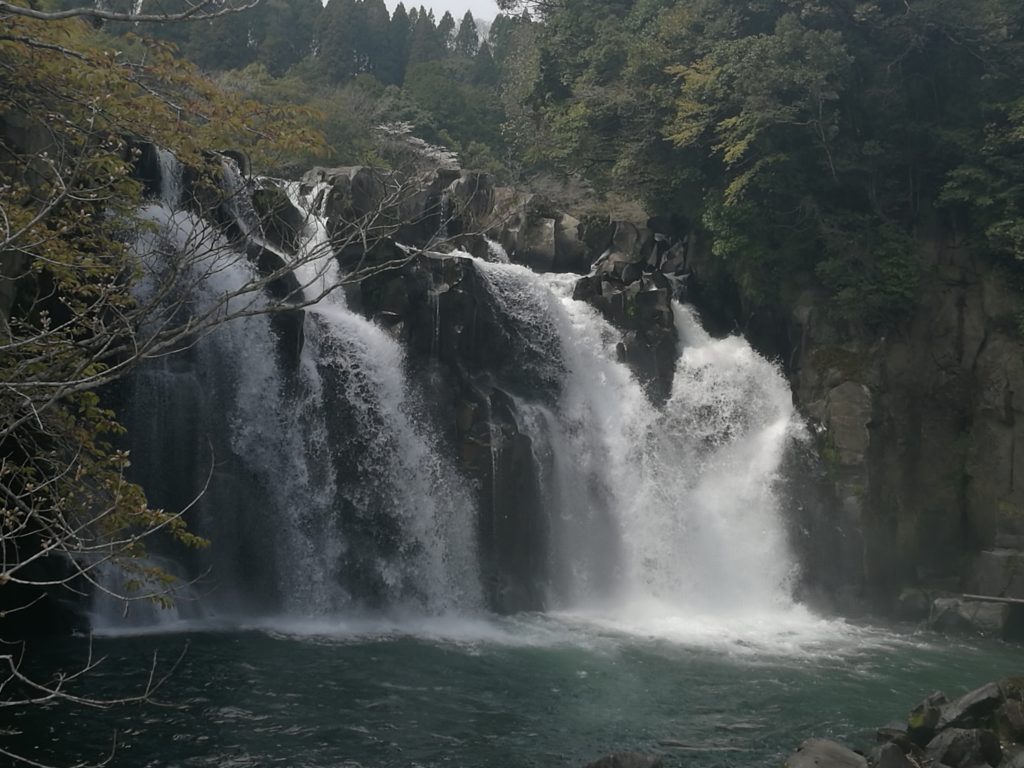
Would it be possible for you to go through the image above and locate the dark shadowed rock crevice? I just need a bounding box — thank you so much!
[355,253,557,613]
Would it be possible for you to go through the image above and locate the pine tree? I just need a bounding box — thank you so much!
[407,5,444,67]
[317,0,360,82]
[453,11,479,57]
[472,39,498,86]
[358,0,391,76]
[383,1,411,85]
[437,10,456,50]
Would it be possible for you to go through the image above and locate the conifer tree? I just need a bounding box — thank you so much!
[407,5,444,66]
[438,10,456,50]
[383,1,411,84]
[453,10,479,57]
[317,0,360,82]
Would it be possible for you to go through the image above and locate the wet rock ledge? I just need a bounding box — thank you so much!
[787,679,1024,768]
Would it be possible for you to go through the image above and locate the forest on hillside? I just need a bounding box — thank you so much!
[76,0,1024,327]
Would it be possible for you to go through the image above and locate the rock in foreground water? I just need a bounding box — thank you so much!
[788,678,1024,768]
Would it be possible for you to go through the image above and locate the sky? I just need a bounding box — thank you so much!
[384,0,501,21]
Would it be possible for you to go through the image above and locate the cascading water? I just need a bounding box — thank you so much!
[100,148,819,646]
[282,182,481,613]
[93,158,482,627]
[468,259,802,628]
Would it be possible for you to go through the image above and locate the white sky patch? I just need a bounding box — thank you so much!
[383,0,501,21]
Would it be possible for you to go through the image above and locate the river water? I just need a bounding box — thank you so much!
[13,617,1023,767]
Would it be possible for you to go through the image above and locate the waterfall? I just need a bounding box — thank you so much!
[469,260,800,618]
[155,148,183,209]
[485,238,511,264]
[97,146,816,639]
[93,170,482,629]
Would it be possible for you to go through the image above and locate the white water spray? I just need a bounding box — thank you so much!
[471,258,802,626]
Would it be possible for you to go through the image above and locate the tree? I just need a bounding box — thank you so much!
[317,0,368,82]
[382,1,411,84]
[356,0,391,77]
[437,9,456,50]
[472,40,499,86]
[453,10,480,57]
[407,5,444,67]
[256,0,321,76]
[511,0,1024,320]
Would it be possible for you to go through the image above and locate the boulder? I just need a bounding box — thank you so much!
[252,184,306,254]
[872,742,915,768]
[968,550,1024,600]
[929,598,1011,637]
[924,728,1001,768]
[554,213,588,273]
[995,699,1024,743]
[218,149,249,177]
[875,723,912,754]
[908,691,948,745]
[574,272,677,403]
[785,738,867,768]
[579,215,616,260]
[303,166,388,236]
[445,171,495,235]
[519,216,558,272]
[896,588,932,621]
[937,682,1004,730]
[610,221,643,263]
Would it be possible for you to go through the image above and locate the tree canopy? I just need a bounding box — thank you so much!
[502,0,1024,323]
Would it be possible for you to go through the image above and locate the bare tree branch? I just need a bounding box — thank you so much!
[0,0,260,24]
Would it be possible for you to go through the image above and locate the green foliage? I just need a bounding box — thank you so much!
[95,0,515,178]
[507,0,1024,323]
[454,11,481,57]
[816,224,920,327]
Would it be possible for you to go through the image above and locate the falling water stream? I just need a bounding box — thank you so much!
[38,154,1018,768]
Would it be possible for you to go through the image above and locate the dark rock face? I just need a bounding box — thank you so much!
[925,728,1001,768]
[493,194,592,274]
[252,183,305,254]
[574,270,678,404]
[357,253,559,613]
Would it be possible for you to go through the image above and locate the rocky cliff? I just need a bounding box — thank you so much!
[685,226,1024,631]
